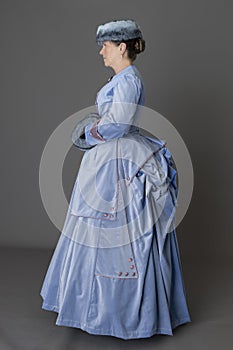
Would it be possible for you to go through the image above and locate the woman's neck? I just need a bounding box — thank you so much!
[113,61,133,75]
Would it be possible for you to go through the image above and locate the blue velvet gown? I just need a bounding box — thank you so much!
[40,65,191,339]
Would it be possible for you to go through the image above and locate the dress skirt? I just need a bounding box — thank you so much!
[40,130,191,339]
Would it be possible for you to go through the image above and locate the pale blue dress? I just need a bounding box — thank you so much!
[40,65,191,339]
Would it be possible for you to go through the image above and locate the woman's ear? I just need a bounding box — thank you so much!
[119,42,127,55]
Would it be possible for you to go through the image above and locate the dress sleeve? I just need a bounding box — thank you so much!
[85,74,142,146]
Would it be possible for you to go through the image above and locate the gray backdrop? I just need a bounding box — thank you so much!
[1,0,232,261]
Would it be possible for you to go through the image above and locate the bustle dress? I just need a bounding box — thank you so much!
[40,64,191,339]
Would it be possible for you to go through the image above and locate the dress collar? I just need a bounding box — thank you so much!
[110,65,137,81]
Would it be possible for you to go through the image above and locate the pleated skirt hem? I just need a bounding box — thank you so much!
[41,299,191,340]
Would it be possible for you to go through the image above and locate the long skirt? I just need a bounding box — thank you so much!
[40,131,191,339]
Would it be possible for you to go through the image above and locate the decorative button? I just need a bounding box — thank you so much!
[109,214,114,218]
[118,272,122,276]
[124,272,129,276]
[103,213,108,217]
[130,265,134,269]
[136,170,143,177]
[132,272,136,276]
[126,176,130,181]
[111,207,115,211]
[128,257,133,262]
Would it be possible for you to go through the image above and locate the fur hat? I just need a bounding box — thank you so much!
[96,20,143,44]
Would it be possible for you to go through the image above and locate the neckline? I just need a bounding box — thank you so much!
[111,64,136,80]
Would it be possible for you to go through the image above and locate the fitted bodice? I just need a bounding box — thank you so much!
[85,65,145,145]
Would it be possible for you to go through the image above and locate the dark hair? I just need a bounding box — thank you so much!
[112,38,145,61]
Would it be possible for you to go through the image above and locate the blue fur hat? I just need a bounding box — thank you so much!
[96,20,143,44]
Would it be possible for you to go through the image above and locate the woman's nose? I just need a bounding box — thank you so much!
[99,47,104,55]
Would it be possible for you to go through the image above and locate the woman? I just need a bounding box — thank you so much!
[40,19,191,339]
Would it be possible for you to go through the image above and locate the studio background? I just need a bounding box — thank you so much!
[0,1,232,349]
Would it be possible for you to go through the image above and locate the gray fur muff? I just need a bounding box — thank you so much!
[71,113,101,151]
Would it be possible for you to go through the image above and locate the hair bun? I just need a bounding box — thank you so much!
[134,39,145,53]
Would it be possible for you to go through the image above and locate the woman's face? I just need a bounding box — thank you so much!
[99,41,122,69]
